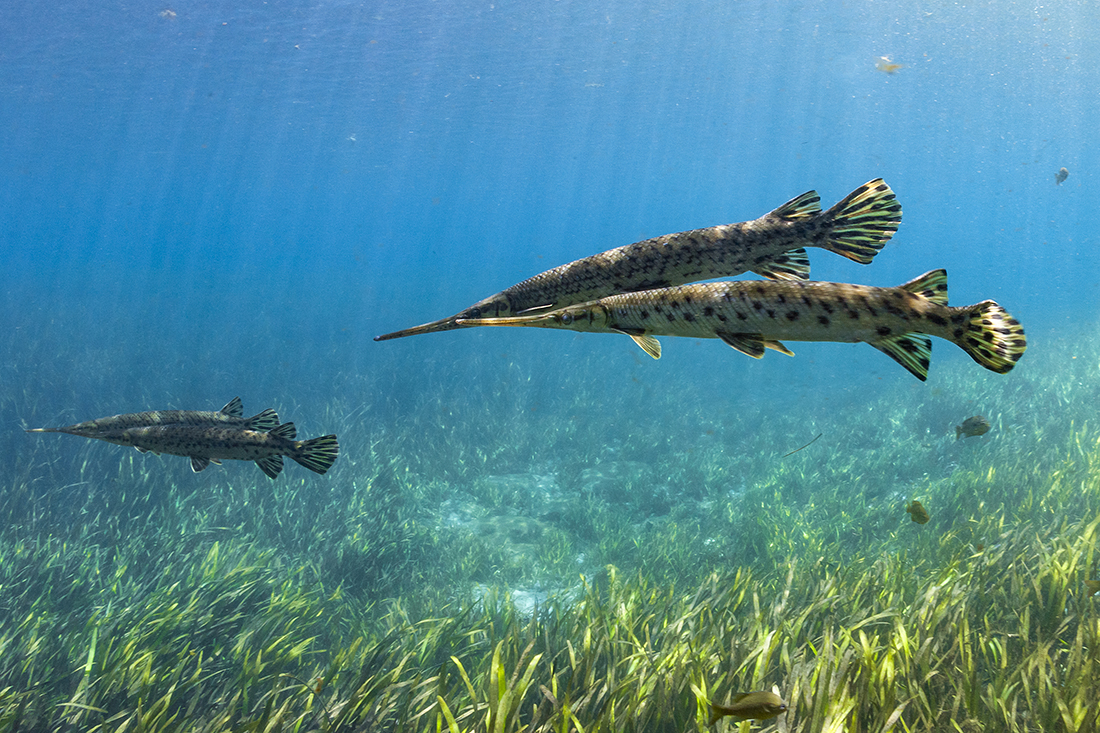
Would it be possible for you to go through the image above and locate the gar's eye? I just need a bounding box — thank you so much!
[559,313,574,325]
[468,307,482,318]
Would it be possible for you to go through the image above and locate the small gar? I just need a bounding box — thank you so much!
[25,397,279,437]
[28,422,339,479]
[375,179,901,341]
[456,269,1027,381]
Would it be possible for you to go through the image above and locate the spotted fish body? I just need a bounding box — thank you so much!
[26,397,279,438]
[458,270,1027,381]
[77,423,339,479]
[375,179,901,340]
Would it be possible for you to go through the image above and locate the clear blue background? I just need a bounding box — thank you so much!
[1,0,1093,443]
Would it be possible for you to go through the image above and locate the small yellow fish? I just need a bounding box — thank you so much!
[708,691,787,726]
[906,500,930,524]
[876,56,904,74]
[1085,579,1100,597]
[1056,167,1069,185]
[955,415,991,440]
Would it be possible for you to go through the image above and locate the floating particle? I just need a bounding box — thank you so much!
[876,56,904,74]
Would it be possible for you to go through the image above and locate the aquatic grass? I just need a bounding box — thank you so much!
[5,328,1100,729]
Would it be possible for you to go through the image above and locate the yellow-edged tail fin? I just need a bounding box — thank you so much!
[821,178,902,264]
[955,300,1027,374]
[292,434,340,475]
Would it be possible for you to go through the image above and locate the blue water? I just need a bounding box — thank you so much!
[1,0,1095,455]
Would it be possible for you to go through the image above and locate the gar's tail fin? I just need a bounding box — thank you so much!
[292,434,340,474]
[954,300,1027,374]
[820,178,902,264]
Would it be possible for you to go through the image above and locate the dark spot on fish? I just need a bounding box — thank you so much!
[666,314,675,323]
[684,312,695,322]
[766,309,776,318]
[848,311,860,320]
[928,314,948,327]
[953,328,964,339]
[777,294,787,304]
[736,311,748,320]
[640,310,650,320]
[877,325,892,336]
[818,316,830,326]
[703,307,714,317]
[717,314,727,322]
[821,302,834,314]
[951,313,967,324]
[752,301,764,311]
[786,311,800,321]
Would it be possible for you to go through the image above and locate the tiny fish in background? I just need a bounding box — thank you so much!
[956,415,991,440]
[708,691,787,726]
[907,500,930,524]
[876,56,904,73]
[1056,167,1069,185]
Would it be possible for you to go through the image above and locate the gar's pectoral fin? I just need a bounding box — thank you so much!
[191,456,211,473]
[615,329,662,359]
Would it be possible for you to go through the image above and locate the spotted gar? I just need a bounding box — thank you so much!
[29,422,340,479]
[456,270,1027,381]
[375,179,901,341]
[25,397,279,437]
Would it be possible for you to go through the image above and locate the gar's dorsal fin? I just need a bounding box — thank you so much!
[269,422,297,440]
[899,269,948,305]
[220,397,244,417]
[769,190,821,221]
